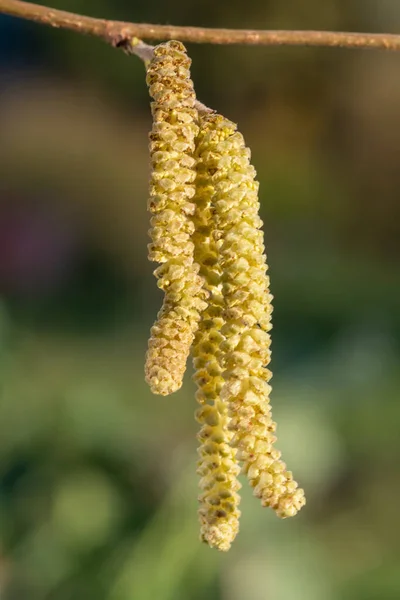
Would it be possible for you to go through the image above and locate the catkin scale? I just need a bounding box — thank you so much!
[145,41,207,396]
[191,143,241,551]
[195,114,305,518]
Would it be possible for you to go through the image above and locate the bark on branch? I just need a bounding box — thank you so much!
[2,0,400,53]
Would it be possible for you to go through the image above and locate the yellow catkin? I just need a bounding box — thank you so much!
[196,114,305,518]
[144,41,207,395]
[191,144,241,551]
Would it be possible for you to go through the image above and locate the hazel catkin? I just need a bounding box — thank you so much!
[195,113,305,518]
[144,41,207,396]
[191,143,241,551]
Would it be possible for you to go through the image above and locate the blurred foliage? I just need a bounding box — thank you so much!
[0,0,400,599]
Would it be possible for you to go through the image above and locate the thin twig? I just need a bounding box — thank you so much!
[2,0,400,52]
[114,39,213,114]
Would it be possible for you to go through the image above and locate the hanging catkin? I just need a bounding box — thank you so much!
[195,114,305,518]
[191,132,241,551]
[145,41,207,396]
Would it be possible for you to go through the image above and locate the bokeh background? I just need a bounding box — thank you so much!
[0,1,400,598]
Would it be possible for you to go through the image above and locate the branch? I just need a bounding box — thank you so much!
[2,0,400,52]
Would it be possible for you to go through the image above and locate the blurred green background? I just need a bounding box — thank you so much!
[0,1,400,599]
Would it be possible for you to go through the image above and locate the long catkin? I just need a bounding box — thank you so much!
[145,41,207,396]
[192,132,241,551]
[196,114,305,518]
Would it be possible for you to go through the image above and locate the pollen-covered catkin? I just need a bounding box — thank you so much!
[195,114,305,518]
[191,152,241,551]
[145,41,207,396]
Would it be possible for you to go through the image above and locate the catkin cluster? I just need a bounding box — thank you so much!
[144,41,305,550]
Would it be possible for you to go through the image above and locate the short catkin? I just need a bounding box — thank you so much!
[195,114,305,518]
[145,41,207,395]
[191,137,241,551]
